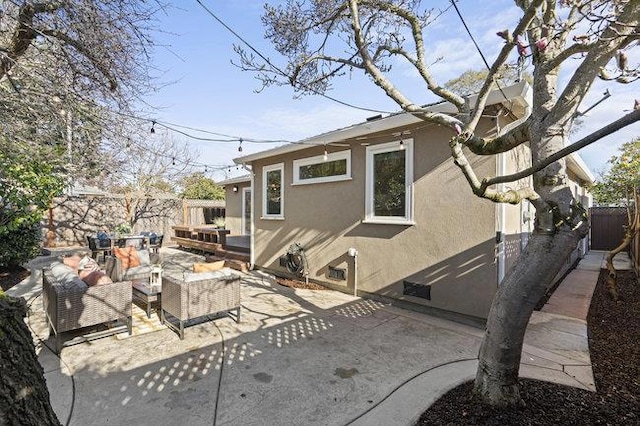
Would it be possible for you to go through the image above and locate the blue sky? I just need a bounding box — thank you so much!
[144,0,639,182]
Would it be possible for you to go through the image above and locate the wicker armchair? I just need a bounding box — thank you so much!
[161,268,241,339]
[42,264,132,352]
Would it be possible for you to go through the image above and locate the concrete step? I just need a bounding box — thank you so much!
[214,248,250,262]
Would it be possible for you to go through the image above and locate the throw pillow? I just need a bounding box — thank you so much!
[62,254,83,273]
[193,261,225,273]
[78,256,100,273]
[113,246,141,269]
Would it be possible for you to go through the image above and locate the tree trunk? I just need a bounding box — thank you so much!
[0,293,61,426]
[605,203,639,301]
[473,229,581,405]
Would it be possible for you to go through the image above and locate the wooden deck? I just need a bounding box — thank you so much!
[171,226,250,272]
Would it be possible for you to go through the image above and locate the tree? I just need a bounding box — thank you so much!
[180,173,226,200]
[592,139,639,300]
[0,2,163,423]
[106,128,196,230]
[0,152,65,267]
[237,0,640,406]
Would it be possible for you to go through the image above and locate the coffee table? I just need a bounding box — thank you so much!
[132,280,161,318]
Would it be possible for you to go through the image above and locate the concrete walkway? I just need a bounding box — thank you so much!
[9,248,627,425]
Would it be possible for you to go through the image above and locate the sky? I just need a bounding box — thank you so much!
[143,0,640,182]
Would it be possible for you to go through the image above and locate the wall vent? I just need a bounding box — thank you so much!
[403,281,431,300]
[328,266,347,280]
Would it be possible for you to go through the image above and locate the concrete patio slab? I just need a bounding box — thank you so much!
[6,246,603,425]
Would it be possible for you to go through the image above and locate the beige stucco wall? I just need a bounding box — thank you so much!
[251,120,500,320]
[224,181,251,235]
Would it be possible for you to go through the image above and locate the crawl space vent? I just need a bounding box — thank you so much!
[403,281,431,300]
[328,266,346,281]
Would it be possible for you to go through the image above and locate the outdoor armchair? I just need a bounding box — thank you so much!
[161,268,241,340]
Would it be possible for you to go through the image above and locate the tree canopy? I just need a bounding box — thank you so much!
[180,173,225,200]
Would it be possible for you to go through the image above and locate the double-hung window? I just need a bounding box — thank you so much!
[365,140,414,224]
[262,163,284,219]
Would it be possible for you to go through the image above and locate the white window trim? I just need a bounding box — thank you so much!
[292,150,352,185]
[364,139,414,225]
[262,162,284,219]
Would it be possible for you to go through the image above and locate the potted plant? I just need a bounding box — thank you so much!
[213,217,225,229]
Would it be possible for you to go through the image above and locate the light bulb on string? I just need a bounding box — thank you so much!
[399,139,405,150]
[172,157,176,166]
[238,138,243,152]
[323,146,328,161]
[150,121,156,134]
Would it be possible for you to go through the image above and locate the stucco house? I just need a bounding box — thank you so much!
[222,82,594,324]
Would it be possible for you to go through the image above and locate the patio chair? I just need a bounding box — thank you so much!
[141,232,163,253]
[161,268,241,339]
[86,235,112,262]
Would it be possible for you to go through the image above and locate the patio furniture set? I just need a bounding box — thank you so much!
[86,233,164,262]
[42,246,241,352]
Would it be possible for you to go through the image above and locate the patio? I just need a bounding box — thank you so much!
[11,247,596,426]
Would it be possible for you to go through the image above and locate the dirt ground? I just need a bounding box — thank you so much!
[417,270,639,425]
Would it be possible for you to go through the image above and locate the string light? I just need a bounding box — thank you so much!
[323,146,328,161]
[399,139,405,150]
[172,157,176,166]
[238,138,243,152]
[150,121,156,134]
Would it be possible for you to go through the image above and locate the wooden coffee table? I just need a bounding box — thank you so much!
[132,280,161,318]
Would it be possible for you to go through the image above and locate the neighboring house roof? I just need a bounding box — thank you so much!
[233,80,595,185]
[69,182,108,196]
[218,175,251,186]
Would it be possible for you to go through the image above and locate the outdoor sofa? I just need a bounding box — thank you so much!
[42,260,132,352]
[161,268,241,339]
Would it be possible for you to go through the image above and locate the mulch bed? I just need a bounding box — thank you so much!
[417,269,639,425]
[275,276,327,290]
[0,267,30,292]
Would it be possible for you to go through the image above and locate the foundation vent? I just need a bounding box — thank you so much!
[328,266,346,281]
[403,281,431,300]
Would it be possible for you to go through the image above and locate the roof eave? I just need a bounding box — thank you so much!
[234,81,531,165]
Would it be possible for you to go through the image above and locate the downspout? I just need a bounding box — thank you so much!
[494,85,532,286]
[241,163,255,270]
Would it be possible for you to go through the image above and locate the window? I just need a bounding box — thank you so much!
[293,150,351,185]
[365,140,414,224]
[262,163,284,219]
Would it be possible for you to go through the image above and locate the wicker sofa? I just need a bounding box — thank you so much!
[42,261,132,352]
[161,268,241,339]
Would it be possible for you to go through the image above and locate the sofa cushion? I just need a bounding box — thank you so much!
[181,268,233,283]
[49,262,88,291]
[193,261,225,273]
[123,264,152,279]
[137,249,151,266]
[113,246,141,269]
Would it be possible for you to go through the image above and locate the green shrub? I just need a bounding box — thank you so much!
[0,220,43,268]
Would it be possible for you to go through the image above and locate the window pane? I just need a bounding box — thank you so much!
[373,150,405,217]
[299,159,347,180]
[266,170,281,215]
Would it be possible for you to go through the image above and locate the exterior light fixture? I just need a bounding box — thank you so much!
[232,185,239,193]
